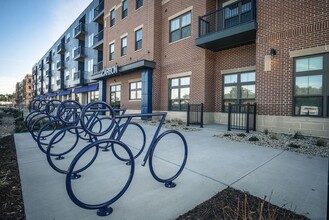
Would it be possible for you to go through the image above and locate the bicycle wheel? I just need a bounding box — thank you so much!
[46,126,90,176]
[148,130,188,188]
[66,139,134,216]
[111,122,146,161]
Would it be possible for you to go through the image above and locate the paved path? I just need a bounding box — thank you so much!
[15,124,327,220]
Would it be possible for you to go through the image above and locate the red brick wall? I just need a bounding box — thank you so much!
[214,44,256,112]
[256,0,329,116]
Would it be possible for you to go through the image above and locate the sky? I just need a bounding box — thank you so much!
[0,0,92,95]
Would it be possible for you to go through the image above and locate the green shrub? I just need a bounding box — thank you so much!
[263,129,269,135]
[270,134,278,140]
[237,133,246,137]
[288,143,300,148]
[316,138,327,147]
[223,133,231,137]
[293,131,304,139]
[248,136,259,141]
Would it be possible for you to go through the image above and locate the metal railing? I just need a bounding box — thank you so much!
[73,46,85,59]
[227,103,256,133]
[73,71,82,80]
[74,23,86,36]
[46,55,51,63]
[198,0,256,38]
[56,80,61,86]
[93,61,103,74]
[94,1,104,19]
[56,61,64,70]
[187,103,204,128]
[57,43,65,53]
[93,30,104,46]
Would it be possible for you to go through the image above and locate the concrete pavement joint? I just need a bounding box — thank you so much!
[229,150,285,186]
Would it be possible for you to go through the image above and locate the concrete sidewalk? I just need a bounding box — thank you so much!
[15,124,327,220]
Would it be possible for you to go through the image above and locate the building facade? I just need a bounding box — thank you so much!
[15,74,33,106]
[33,0,105,105]
[33,0,329,137]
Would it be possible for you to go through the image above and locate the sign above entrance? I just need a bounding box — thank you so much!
[96,65,118,77]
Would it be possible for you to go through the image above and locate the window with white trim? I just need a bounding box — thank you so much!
[169,76,190,111]
[135,28,142,51]
[121,36,127,56]
[129,81,142,100]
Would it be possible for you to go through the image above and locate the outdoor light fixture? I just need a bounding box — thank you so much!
[270,48,277,56]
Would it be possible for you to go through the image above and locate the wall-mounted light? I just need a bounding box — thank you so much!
[270,48,277,56]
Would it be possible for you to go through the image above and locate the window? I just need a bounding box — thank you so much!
[223,71,256,112]
[109,43,115,61]
[121,36,127,56]
[135,28,142,51]
[294,55,329,117]
[224,0,252,28]
[90,91,99,102]
[110,9,116,27]
[110,84,121,108]
[130,81,142,100]
[169,76,190,111]
[136,0,143,9]
[122,0,128,19]
[66,33,71,43]
[169,11,191,43]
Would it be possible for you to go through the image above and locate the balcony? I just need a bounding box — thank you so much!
[93,61,103,74]
[92,30,104,51]
[74,23,86,41]
[46,55,52,64]
[93,1,104,24]
[65,75,70,80]
[57,43,65,54]
[73,71,86,85]
[56,61,65,71]
[38,63,43,70]
[195,0,257,51]
[73,46,85,62]
[46,70,51,76]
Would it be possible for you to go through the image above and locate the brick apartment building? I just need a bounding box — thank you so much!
[33,0,329,137]
[15,74,33,106]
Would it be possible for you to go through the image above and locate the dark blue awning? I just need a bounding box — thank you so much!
[58,90,71,96]
[47,93,57,97]
[73,84,98,93]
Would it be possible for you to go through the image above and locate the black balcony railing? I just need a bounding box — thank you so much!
[57,61,65,70]
[92,30,104,50]
[93,61,103,74]
[196,0,256,51]
[57,43,65,54]
[73,71,85,85]
[93,1,104,23]
[65,75,70,80]
[38,63,43,70]
[46,70,51,76]
[73,46,85,61]
[46,55,52,64]
[74,23,86,40]
[56,80,61,86]
[198,0,256,38]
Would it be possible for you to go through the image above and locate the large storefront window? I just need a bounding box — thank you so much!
[110,84,121,108]
[223,71,255,112]
[130,81,142,100]
[169,76,190,111]
[294,54,328,117]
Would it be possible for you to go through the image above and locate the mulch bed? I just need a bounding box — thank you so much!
[177,187,308,220]
[0,135,25,220]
